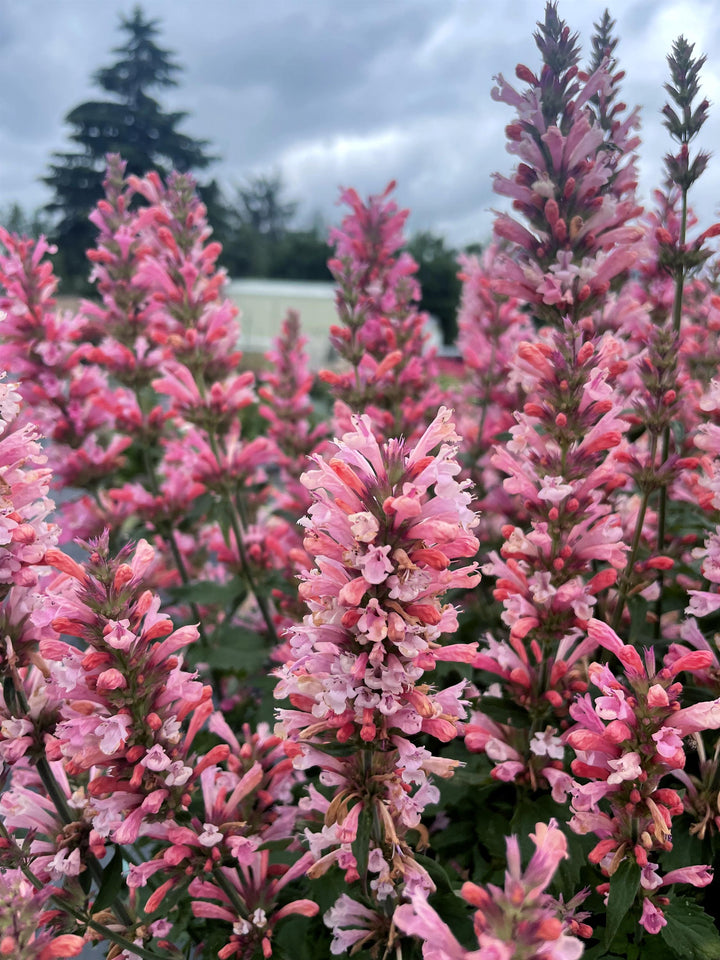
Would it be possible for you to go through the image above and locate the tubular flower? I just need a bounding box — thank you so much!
[0,761,106,884]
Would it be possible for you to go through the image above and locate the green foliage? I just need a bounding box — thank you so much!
[218,173,331,281]
[93,846,125,913]
[605,860,641,947]
[662,899,720,959]
[406,230,462,345]
[353,804,373,884]
[189,627,269,676]
[0,203,50,239]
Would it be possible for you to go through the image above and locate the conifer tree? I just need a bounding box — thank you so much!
[43,5,213,288]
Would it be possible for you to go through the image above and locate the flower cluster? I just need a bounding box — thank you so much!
[276,406,480,747]
[39,535,211,845]
[259,309,328,513]
[491,5,643,322]
[127,717,316,958]
[565,619,715,933]
[394,819,586,959]
[324,182,445,440]
[3,4,720,956]
[275,406,479,937]
[452,245,534,532]
[467,328,628,788]
[0,870,84,960]
[0,375,57,595]
[0,228,133,498]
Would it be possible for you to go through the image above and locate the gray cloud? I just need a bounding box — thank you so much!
[1,0,720,247]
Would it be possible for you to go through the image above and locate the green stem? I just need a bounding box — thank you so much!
[142,448,211,652]
[35,751,76,825]
[190,365,279,648]
[9,665,134,927]
[653,186,688,636]
[212,866,249,919]
[63,912,172,960]
[673,188,689,336]
[205,429,280,648]
[0,825,162,958]
[611,486,653,633]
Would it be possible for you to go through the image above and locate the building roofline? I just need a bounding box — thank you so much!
[226,278,335,299]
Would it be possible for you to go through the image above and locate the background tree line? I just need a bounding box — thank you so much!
[1,6,468,343]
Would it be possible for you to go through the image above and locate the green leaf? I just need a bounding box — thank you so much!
[661,820,708,873]
[193,641,269,675]
[274,915,326,960]
[605,859,641,947]
[628,595,650,645]
[413,853,454,893]
[353,804,372,883]
[93,846,124,912]
[168,579,245,608]
[580,946,625,960]
[187,620,269,676]
[2,677,18,715]
[475,695,530,728]
[661,899,720,959]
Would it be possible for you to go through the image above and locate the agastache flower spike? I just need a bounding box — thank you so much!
[630,36,719,634]
[276,406,479,747]
[0,229,133,506]
[40,535,212,844]
[491,3,643,322]
[276,407,479,923]
[469,327,628,788]
[259,310,329,513]
[394,819,586,959]
[451,246,534,537]
[324,182,445,441]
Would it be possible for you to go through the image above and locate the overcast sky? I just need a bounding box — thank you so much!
[1,0,720,247]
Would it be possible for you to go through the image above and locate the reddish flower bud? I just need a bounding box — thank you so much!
[515,63,538,84]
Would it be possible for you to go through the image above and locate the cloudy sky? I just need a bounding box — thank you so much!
[1,0,720,247]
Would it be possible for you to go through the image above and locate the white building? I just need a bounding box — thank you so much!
[226,278,337,370]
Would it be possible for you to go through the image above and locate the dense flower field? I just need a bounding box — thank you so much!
[4,4,720,958]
